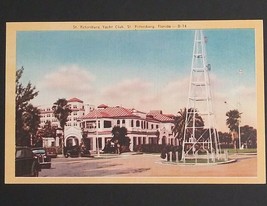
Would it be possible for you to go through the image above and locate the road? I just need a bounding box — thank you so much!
[39,153,257,179]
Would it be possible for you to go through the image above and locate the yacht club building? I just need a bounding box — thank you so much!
[79,104,176,151]
[39,97,176,152]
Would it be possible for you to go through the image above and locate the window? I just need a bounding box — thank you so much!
[104,120,112,128]
[117,120,120,125]
[73,105,77,109]
[131,120,134,127]
[156,125,159,129]
[151,124,154,129]
[122,119,125,124]
[136,120,140,127]
[73,112,77,116]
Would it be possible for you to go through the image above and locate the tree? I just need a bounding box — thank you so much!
[52,98,72,154]
[172,108,204,144]
[240,125,257,148]
[226,109,241,148]
[226,109,241,133]
[16,67,40,146]
[111,126,131,153]
[218,131,232,147]
[42,120,57,138]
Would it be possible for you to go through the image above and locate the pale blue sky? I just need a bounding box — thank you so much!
[16,29,257,131]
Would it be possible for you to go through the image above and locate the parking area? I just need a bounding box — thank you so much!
[39,153,257,179]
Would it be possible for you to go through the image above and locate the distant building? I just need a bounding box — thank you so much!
[38,98,94,147]
[39,98,177,151]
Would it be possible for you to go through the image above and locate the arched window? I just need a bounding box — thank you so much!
[117,120,120,125]
[122,119,125,124]
[136,120,140,127]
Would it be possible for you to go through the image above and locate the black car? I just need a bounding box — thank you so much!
[15,146,40,177]
[80,146,91,157]
[31,147,52,169]
[64,145,80,158]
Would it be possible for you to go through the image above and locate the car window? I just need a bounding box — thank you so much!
[16,150,23,158]
[16,148,33,158]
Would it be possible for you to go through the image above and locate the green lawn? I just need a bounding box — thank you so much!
[225,148,257,154]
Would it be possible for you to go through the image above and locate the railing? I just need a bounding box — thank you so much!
[163,149,229,163]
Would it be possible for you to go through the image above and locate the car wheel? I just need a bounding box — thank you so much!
[64,153,69,158]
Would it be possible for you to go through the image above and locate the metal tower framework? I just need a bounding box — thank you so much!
[182,30,221,162]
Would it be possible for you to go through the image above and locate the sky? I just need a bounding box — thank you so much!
[16,28,257,132]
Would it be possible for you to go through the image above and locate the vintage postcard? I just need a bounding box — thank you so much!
[5,20,265,184]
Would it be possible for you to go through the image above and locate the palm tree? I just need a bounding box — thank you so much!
[111,126,130,153]
[226,109,241,148]
[172,108,187,142]
[52,98,72,154]
[172,108,204,144]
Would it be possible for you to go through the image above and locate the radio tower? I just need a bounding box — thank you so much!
[182,30,221,162]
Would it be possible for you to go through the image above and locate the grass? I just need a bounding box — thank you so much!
[225,148,257,154]
[178,158,226,164]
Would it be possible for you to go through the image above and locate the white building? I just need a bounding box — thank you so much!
[79,104,176,152]
[39,98,176,151]
[39,98,94,147]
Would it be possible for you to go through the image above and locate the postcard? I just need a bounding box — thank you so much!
[5,20,265,184]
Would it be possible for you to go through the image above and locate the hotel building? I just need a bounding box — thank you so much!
[39,98,176,152]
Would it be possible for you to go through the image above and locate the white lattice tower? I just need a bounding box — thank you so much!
[182,30,221,161]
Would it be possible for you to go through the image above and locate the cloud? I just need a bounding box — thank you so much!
[37,65,95,103]
[99,78,153,108]
[98,76,190,114]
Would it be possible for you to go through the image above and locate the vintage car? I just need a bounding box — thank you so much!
[15,146,41,177]
[46,147,58,158]
[64,145,80,158]
[31,147,52,169]
[80,145,91,157]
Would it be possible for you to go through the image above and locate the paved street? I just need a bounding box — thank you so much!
[39,153,257,178]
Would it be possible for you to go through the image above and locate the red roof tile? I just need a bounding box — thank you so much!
[147,112,174,123]
[68,98,83,103]
[81,106,139,119]
[97,104,109,108]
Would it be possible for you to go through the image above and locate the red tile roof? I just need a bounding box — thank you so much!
[81,104,175,123]
[97,104,109,109]
[147,112,174,123]
[81,106,139,119]
[68,98,83,103]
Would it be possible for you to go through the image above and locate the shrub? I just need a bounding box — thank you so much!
[133,144,165,153]
[220,143,234,149]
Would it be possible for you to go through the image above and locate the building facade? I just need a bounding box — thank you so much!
[39,98,177,151]
[39,98,94,148]
[79,104,176,152]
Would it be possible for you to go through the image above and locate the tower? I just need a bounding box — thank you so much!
[182,30,221,162]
